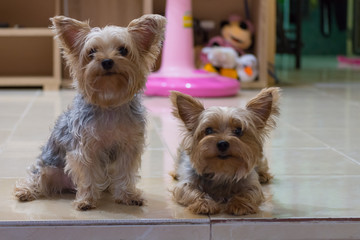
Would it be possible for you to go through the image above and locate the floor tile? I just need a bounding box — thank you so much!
[211,221,360,240]
[302,128,360,149]
[335,147,360,165]
[0,115,20,130]
[1,223,210,240]
[267,121,328,149]
[1,177,207,221]
[269,176,360,218]
[0,62,360,238]
[0,130,11,147]
[210,176,360,220]
[0,152,39,178]
[141,149,174,178]
[266,148,360,176]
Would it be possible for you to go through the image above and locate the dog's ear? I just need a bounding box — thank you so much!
[170,91,205,131]
[51,16,91,55]
[128,14,166,66]
[246,87,280,129]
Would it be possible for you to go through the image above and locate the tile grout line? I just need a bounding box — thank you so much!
[281,87,360,165]
[299,128,360,166]
[150,119,177,161]
[277,118,331,150]
[277,118,360,166]
[3,90,41,148]
[314,83,360,108]
[329,147,360,166]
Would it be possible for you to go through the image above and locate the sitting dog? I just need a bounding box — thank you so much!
[170,88,280,215]
[14,15,166,210]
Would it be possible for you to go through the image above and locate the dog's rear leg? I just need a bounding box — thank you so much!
[14,163,43,201]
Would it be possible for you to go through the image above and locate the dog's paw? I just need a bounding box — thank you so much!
[115,191,145,206]
[225,198,259,216]
[75,200,97,211]
[14,188,36,202]
[258,171,273,184]
[115,197,144,206]
[187,198,220,215]
[14,179,40,201]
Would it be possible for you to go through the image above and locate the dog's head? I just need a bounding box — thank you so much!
[51,15,166,108]
[171,88,280,182]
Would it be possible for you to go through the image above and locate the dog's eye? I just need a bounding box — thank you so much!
[88,48,97,59]
[118,46,128,56]
[205,127,214,135]
[233,127,243,137]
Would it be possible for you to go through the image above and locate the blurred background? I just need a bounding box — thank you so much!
[0,0,358,90]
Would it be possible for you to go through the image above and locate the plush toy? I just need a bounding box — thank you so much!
[201,46,238,79]
[201,46,258,81]
[202,46,237,69]
[208,14,254,55]
[236,54,258,82]
[201,14,258,82]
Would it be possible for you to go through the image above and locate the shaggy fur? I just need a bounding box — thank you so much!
[170,88,280,215]
[14,15,166,210]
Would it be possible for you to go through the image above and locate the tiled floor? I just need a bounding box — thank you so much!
[1,56,360,239]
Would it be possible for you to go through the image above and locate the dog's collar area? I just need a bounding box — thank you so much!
[200,172,215,180]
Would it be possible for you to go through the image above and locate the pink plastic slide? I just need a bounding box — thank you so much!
[145,0,240,97]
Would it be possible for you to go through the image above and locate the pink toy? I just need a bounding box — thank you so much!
[145,0,240,97]
[337,55,360,65]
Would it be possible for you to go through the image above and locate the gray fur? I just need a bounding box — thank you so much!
[40,93,146,170]
[176,148,258,203]
[14,14,166,210]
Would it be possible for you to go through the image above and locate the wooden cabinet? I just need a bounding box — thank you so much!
[149,0,276,88]
[0,0,275,90]
[0,0,61,90]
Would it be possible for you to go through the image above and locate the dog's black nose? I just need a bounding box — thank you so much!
[101,59,114,70]
[217,140,229,152]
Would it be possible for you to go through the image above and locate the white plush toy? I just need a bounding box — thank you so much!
[201,46,237,69]
[236,54,258,82]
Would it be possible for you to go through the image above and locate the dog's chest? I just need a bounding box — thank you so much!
[69,99,145,147]
[91,108,144,144]
[65,95,146,155]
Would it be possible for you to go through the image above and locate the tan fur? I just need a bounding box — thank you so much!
[170,88,280,215]
[14,15,166,210]
[51,15,166,108]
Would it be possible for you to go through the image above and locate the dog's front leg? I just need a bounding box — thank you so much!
[255,156,273,184]
[65,151,106,210]
[109,150,144,206]
[225,180,264,216]
[173,182,220,215]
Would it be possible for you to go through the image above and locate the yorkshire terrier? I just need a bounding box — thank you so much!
[14,15,166,210]
[170,88,280,215]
